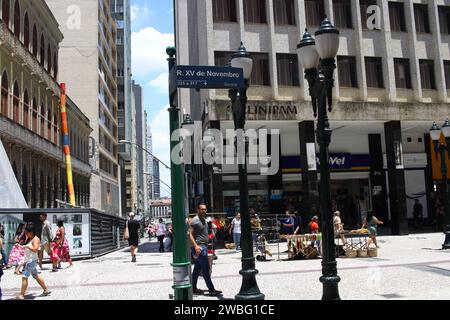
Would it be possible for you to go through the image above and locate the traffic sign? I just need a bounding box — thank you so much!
[176,65,244,89]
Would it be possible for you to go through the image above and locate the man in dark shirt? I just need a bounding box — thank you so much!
[127,212,140,263]
[189,204,222,296]
[413,199,423,229]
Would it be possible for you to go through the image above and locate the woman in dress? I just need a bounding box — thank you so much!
[51,220,73,272]
[7,223,27,275]
[366,215,384,248]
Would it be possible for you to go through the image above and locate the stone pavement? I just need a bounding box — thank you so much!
[1,233,450,300]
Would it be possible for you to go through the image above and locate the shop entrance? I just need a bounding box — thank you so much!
[330,177,371,229]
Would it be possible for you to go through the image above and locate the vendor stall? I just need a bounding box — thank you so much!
[282,234,322,260]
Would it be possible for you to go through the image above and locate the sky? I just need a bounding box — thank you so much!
[131,0,174,197]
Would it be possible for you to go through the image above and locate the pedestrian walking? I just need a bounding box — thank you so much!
[0,235,4,300]
[189,204,222,296]
[126,212,140,262]
[7,223,27,275]
[0,228,8,268]
[156,218,166,253]
[229,212,241,251]
[50,220,73,272]
[365,215,384,248]
[38,213,53,269]
[17,223,51,300]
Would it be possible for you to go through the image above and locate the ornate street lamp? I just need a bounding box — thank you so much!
[297,18,341,300]
[229,42,264,300]
[429,119,450,249]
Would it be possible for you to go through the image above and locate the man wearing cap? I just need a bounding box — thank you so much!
[127,212,140,263]
[308,216,321,256]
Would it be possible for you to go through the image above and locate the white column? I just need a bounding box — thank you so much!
[378,0,397,101]
[324,0,340,98]
[267,0,279,99]
[429,0,448,102]
[404,0,422,101]
[351,0,368,100]
[295,0,307,100]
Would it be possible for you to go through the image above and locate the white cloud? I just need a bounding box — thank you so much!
[132,27,174,78]
[150,105,172,196]
[147,73,169,94]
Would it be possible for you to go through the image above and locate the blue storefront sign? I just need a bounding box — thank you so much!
[282,154,372,172]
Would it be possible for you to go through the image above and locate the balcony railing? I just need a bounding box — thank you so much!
[0,114,62,161]
[0,22,60,96]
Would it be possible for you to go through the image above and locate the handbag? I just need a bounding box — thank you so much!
[124,221,129,240]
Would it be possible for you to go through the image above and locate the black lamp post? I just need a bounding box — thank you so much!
[229,42,264,300]
[297,18,341,300]
[430,119,450,249]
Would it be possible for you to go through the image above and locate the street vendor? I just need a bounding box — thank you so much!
[333,211,346,244]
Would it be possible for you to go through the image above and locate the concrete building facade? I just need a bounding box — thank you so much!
[0,0,92,208]
[149,198,172,219]
[176,0,450,234]
[46,0,120,215]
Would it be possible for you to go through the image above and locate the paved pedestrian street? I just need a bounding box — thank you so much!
[1,233,449,300]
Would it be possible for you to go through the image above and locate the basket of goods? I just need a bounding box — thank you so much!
[349,228,369,234]
[357,249,368,257]
[345,249,357,258]
[367,247,378,257]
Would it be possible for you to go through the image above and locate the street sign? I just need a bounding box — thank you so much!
[176,65,244,89]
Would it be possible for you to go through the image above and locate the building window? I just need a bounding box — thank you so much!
[23,90,29,129]
[12,81,19,122]
[333,0,352,29]
[251,53,270,86]
[32,25,37,58]
[305,0,325,27]
[40,104,45,136]
[360,0,377,30]
[389,2,406,32]
[414,4,430,34]
[445,61,450,89]
[13,0,20,38]
[365,57,384,88]
[53,52,58,79]
[1,71,8,117]
[47,45,52,74]
[214,51,232,66]
[439,6,450,35]
[32,98,37,132]
[394,58,412,89]
[274,0,296,26]
[213,0,237,23]
[337,56,358,88]
[276,54,299,86]
[2,0,10,27]
[40,34,45,66]
[243,0,267,24]
[419,59,436,90]
[24,13,29,50]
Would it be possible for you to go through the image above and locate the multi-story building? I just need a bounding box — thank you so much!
[153,158,160,199]
[46,0,120,215]
[111,0,135,217]
[176,0,450,234]
[142,110,148,214]
[146,126,153,200]
[0,0,91,208]
[133,81,146,215]
[149,198,172,219]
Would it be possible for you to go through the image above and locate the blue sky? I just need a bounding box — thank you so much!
[131,0,174,197]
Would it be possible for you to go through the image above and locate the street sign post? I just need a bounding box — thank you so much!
[176,65,244,89]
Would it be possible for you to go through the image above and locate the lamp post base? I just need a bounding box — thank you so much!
[443,225,450,250]
[235,258,265,300]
